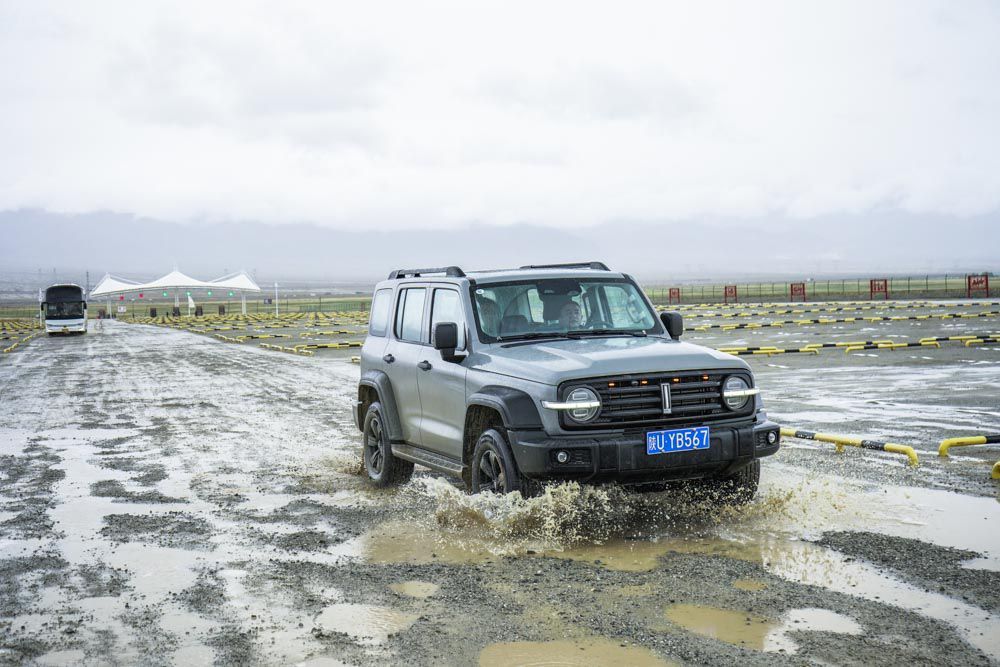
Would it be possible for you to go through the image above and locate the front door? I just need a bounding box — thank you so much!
[416,288,468,459]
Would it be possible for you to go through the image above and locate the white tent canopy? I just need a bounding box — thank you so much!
[90,269,261,298]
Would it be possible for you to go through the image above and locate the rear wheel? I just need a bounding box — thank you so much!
[470,428,539,497]
[362,402,413,487]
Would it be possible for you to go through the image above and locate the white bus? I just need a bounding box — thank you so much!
[41,284,87,334]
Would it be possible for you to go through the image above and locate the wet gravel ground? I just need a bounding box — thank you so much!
[0,318,998,665]
[817,531,1000,613]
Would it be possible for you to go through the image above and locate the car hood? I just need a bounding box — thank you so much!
[469,336,748,386]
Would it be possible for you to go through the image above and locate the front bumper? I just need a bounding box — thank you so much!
[508,419,780,483]
[46,320,87,334]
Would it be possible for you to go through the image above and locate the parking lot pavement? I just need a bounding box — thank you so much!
[1,321,998,665]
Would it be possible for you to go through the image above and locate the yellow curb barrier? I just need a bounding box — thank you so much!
[690,311,1000,332]
[938,434,1000,457]
[780,427,919,466]
[964,337,1000,346]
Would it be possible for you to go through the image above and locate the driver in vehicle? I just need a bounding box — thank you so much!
[558,300,584,329]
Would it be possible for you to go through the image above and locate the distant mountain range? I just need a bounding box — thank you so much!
[1,208,997,285]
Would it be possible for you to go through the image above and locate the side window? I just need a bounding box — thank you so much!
[368,289,392,337]
[475,288,501,338]
[395,288,427,343]
[430,289,466,350]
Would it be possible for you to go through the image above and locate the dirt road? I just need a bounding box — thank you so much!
[1,321,998,665]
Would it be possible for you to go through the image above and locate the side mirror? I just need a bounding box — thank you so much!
[659,311,683,340]
[433,322,460,360]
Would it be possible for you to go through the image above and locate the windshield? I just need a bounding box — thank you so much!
[45,302,85,319]
[472,278,660,342]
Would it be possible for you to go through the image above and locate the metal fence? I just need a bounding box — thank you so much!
[644,274,992,305]
[1,274,992,317]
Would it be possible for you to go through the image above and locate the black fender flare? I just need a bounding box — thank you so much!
[359,370,404,442]
[467,385,543,430]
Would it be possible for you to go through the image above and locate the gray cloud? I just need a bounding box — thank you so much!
[0,1,998,229]
[484,66,705,121]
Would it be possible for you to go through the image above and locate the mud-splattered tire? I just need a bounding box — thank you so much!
[470,429,540,498]
[715,459,760,505]
[362,402,413,487]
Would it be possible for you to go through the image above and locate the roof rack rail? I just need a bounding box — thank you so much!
[518,262,611,271]
[387,266,466,280]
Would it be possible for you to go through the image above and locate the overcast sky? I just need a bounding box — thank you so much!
[1,1,999,233]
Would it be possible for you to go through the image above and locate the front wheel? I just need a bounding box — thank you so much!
[715,459,760,505]
[362,402,413,487]
[470,429,539,497]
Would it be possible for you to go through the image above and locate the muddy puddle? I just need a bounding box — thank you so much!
[388,580,439,599]
[313,603,419,645]
[338,469,1000,660]
[662,604,862,653]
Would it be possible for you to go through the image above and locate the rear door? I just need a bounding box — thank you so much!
[382,285,428,444]
[360,287,394,374]
[415,287,469,459]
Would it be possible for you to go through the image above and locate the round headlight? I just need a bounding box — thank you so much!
[566,387,601,422]
[723,376,751,410]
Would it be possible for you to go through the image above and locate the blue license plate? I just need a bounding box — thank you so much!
[646,426,710,455]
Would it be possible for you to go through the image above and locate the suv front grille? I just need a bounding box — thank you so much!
[559,370,754,430]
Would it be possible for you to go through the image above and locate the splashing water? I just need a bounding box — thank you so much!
[410,477,795,552]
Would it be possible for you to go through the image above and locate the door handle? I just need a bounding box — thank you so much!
[383,354,395,363]
[418,360,432,371]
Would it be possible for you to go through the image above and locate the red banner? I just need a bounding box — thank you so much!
[967,274,990,298]
[790,282,806,302]
[668,288,681,304]
[870,279,888,300]
[724,285,737,303]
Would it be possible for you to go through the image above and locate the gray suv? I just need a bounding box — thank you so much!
[353,262,779,500]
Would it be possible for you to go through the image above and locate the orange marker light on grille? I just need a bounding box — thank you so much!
[608,382,616,388]
[702,374,709,381]
[672,378,680,383]
[640,379,649,385]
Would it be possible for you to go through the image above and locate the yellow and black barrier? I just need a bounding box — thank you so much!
[780,427,920,466]
[672,302,1000,319]
[293,341,363,351]
[690,311,1000,332]
[718,339,897,356]
[993,461,1000,480]
[919,335,991,344]
[964,336,1000,346]
[2,332,39,354]
[938,434,1000,457]
[300,330,355,337]
[235,333,292,341]
[716,334,999,357]
[841,341,942,353]
[673,300,1000,312]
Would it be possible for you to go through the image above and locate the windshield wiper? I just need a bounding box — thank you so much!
[566,329,648,337]
[495,332,573,343]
